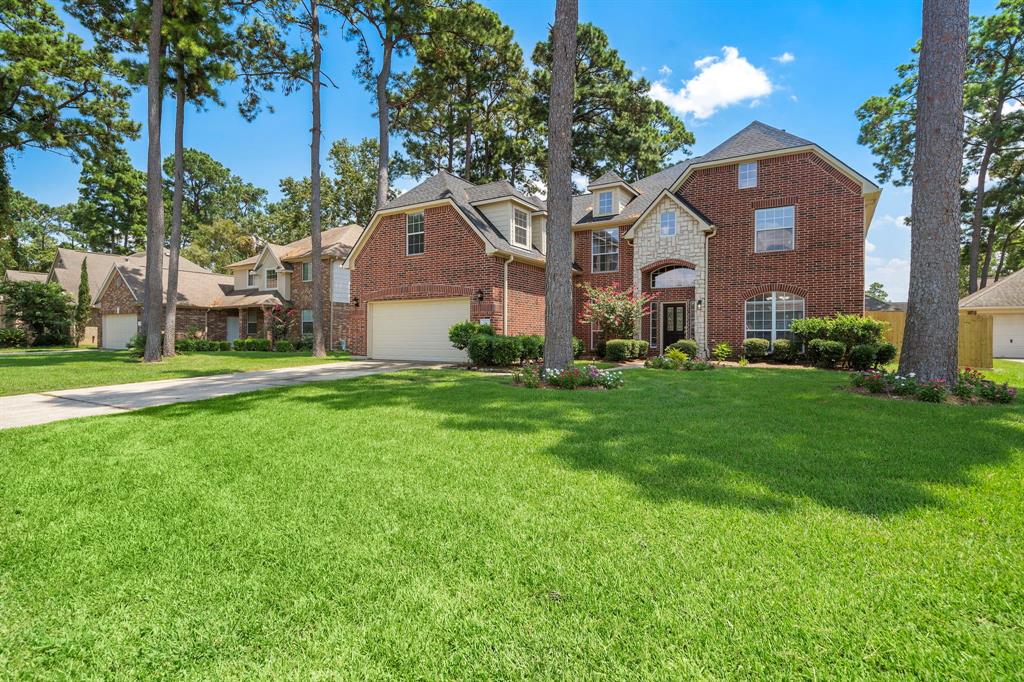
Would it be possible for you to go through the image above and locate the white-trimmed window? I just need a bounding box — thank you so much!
[246,308,259,335]
[591,228,619,273]
[754,205,795,252]
[651,265,697,289]
[745,291,804,343]
[247,271,256,287]
[265,269,278,289]
[739,161,757,188]
[513,208,529,247]
[301,309,314,335]
[597,190,613,216]
[660,210,676,237]
[649,308,658,349]
[406,212,424,255]
[302,261,312,282]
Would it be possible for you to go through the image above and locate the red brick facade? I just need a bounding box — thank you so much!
[347,204,545,355]
[572,225,634,348]
[680,152,865,350]
[287,260,353,349]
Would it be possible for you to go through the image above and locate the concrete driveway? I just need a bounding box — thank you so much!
[0,360,435,430]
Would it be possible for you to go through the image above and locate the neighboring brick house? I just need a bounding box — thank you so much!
[92,225,362,349]
[345,121,880,361]
[344,173,549,361]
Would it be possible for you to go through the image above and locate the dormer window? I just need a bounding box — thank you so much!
[265,269,278,289]
[660,211,676,237]
[597,191,613,216]
[247,271,256,287]
[513,208,529,247]
[739,161,757,188]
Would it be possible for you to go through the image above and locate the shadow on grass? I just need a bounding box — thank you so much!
[144,368,1024,517]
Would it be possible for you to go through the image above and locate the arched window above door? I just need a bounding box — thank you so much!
[650,265,697,289]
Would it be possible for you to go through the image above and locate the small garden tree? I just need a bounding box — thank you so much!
[0,280,73,346]
[577,282,657,341]
[269,305,296,344]
[73,258,91,346]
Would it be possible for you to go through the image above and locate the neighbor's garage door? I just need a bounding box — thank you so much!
[994,314,1024,358]
[102,313,138,350]
[369,298,470,362]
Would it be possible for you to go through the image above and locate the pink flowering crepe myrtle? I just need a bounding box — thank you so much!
[577,281,659,341]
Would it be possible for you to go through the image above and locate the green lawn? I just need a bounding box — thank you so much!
[1,368,1022,678]
[0,343,97,354]
[987,358,1024,388]
[0,350,350,396]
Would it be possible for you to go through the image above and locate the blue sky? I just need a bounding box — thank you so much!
[11,0,999,299]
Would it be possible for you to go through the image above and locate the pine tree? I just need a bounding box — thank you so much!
[74,257,91,346]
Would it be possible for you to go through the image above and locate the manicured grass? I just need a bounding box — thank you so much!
[0,343,97,354]
[0,350,350,396]
[987,358,1024,388]
[1,367,1022,678]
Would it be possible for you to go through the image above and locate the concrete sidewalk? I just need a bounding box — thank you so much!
[0,360,433,430]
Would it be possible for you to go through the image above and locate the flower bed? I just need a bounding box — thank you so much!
[511,364,624,390]
[849,368,1016,405]
[643,348,715,371]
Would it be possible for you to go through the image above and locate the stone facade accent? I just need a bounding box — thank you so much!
[631,195,709,353]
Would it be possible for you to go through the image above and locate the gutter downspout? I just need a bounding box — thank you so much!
[503,254,514,335]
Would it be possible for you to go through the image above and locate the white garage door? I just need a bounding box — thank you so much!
[102,313,138,350]
[369,298,470,362]
[994,314,1024,358]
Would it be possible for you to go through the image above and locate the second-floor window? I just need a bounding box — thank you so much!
[739,161,758,188]
[301,309,314,335]
[597,191,613,215]
[407,212,424,255]
[660,210,676,236]
[247,271,255,287]
[302,262,312,282]
[265,269,278,288]
[591,228,619,273]
[754,205,795,253]
[513,208,529,247]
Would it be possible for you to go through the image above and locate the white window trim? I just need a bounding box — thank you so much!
[246,308,259,335]
[512,208,530,248]
[406,212,425,256]
[302,261,312,282]
[301,308,314,336]
[660,210,677,237]
[739,161,758,189]
[744,291,805,345]
[247,271,255,288]
[597,190,614,216]
[591,228,619,273]
[265,268,278,290]
[754,205,796,253]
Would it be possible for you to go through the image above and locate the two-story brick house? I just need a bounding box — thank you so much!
[345,121,880,361]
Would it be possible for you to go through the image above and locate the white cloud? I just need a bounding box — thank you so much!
[773,52,795,64]
[865,240,876,254]
[1003,100,1023,115]
[789,94,799,103]
[658,65,672,77]
[865,255,911,301]
[874,213,910,230]
[648,46,774,119]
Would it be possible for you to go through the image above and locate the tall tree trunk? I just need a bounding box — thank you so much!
[374,38,393,211]
[310,0,326,358]
[967,143,993,293]
[980,198,1001,290]
[164,74,186,357]
[898,0,969,382]
[542,0,578,372]
[143,0,165,363]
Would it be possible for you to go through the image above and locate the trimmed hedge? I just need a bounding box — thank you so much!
[490,335,524,366]
[667,339,698,358]
[605,339,650,361]
[742,337,770,360]
[770,338,798,363]
[807,338,845,368]
[520,334,543,361]
[789,314,885,347]
[274,340,294,352]
[449,321,495,350]
[848,343,878,371]
[876,342,897,366]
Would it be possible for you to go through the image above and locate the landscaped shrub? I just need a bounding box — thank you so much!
[665,347,690,364]
[978,380,1017,403]
[862,370,886,393]
[644,355,679,370]
[0,280,74,346]
[848,344,878,371]
[0,327,27,347]
[572,337,584,358]
[667,339,698,358]
[512,364,542,388]
[770,338,798,363]
[542,365,624,390]
[917,379,948,403]
[519,335,544,361]
[218,341,231,351]
[807,339,845,368]
[449,321,495,350]
[295,335,314,351]
[790,314,885,349]
[251,338,271,352]
[711,341,732,362]
[788,317,830,344]
[604,339,632,362]
[490,335,523,366]
[875,342,897,366]
[274,339,294,352]
[467,334,494,366]
[127,333,146,357]
[741,337,770,360]
[233,338,245,351]
[176,338,196,352]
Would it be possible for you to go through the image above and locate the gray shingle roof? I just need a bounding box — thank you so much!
[112,264,235,307]
[572,157,701,226]
[588,170,631,189]
[3,269,47,283]
[960,268,1024,308]
[380,171,545,260]
[50,248,211,304]
[699,120,813,163]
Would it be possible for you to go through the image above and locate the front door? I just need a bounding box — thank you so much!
[663,304,687,347]
[226,316,239,342]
